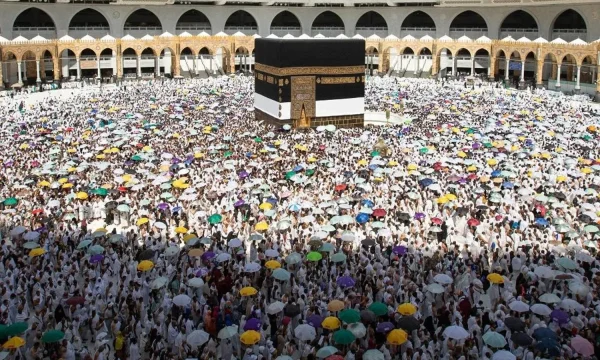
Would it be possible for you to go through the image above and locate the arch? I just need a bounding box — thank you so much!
[176,9,211,32]
[356,11,387,30]
[181,47,194,56]
[449,11,488,31]
[401,11,436,30]
[141,48,156,57]
[100,48,113,57]
[580,55,595,84]
[270,10,301,34]
[366,46,378,55]
[401,47,415,55]
[225,10,258,32]
[524,51,536,61]
[311,11,345,36]
[124,9,162,29]
[552,9,586,31]
[236,46,250,55]
[13,7,56,30]
[475,49,490,57]
[3,51,17,62]
[499,10,538,33]
[123,47,138,57]
[436,47,454,57]
[69,8,110,30]
[80,48,97,58]
[199,47,211,55]
[42,50,53,59]
[455,48,472,57]
[418,47,432,55]
[21,50,36,61]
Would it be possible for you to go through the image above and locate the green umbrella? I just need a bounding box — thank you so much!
[584,225,599,233]
[419,147,429,154]
[370,151,380,157]
[368,302,388,316]
[254,137,262,143]
[332,329,356,345]
[6,322,28,337]
[88,245,105,255]
[338,309,361,324]
[90,188,108,196]
[77,239,93,249]
[306,251,322,262]
[23,241,39,249]
[285,171,296,180]
[316,346,339,358]
[0,324,7,339]
[4,198,18,206]
[41,330,65,343]
[208,214,223,225]
[306,169,315,177]
[131,155,142,161]
[223,151,233,158]
[160,183,172,190]
[331,252,347,263]
[583,134,592,141]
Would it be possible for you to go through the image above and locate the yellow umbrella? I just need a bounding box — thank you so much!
[321,316,341,330]
[175,226,188,234]
[58,178,68,184]
[188,248,204,257]
[387,160,399,167]
[265,260,281,269]
[136,218,149,226]
[240,287,258,297]
[3,337,25,349]
[511,145,520,152]
[38,181,51,187]
[407,164,418,170]
[357,159,368,166]
[259,202,273,210]
[29,248,46,258]
[183,233,198,242]
[173,181,189,189]
[308,156,318,163]
[255,221,269,231]
[556,175,567,183]
[240,330,261,345]
[67,167,77,173]
[19,143,29,150]
[96,154,106,159]
[75,192,88,200]
[541,153,552,160]
[328,300,345,312]
[436,196,449,204]
[457,151,467,158]
[581,167,593,174]
[487,159,498,166]
[122,174,132,182]
[387,329,408,345]
[467,165,477,172]
[94,228,108,233]
[62,183,74,189]
[479,176,490,183]
[137,260,154,272]
[142,146,152,152]
[445,194,457,201]
[194,152,204,159]
[102,148,111,154]
[487,273,504,284]
[397,303,417,316]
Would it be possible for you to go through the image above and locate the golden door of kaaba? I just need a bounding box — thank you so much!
[291,76,316,128]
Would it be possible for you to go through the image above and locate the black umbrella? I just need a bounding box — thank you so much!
[456,207,469,216]
[105,201,117,210]
[138,249,155,261]
[578,214,593,223]
[511,332,533,346]
[553,192,566,200]
[284,304,301,317]
[397,316,420,332]
[361,239,375,247]
[360,310,376,323]
[504,317,526,332]
[397,213,410,221]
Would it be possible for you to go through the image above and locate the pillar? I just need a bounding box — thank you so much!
[116,51,123,80]
[556,63,561,88]
[97,56,101,79]
[0,61,4,89]
[76,57,81,80]
[535,60,543,88]
[154,56,159,77]
[136,55,141,77]
[53,57,61,81]
[36,60,41,83]
[575,65,581,92]
[431,55,438,77]
[17,61,23,83]
[193,55,197,75]
[452,57,457,77]
[519,60,525,89]
[377,52,383,73]
[489,55,496,80]
[596,65,600,102]
[413,54,419,75]
[470,57,475,76]
[504,58,510,81]
[174,54,181,77]
[229,53,235,74]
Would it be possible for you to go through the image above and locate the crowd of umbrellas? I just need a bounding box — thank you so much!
[0,75,598,360]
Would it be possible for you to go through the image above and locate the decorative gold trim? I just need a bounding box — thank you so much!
[255,72,277,85]
[255,63,364,76]
[319,76,357,85]
[291,76,316,121]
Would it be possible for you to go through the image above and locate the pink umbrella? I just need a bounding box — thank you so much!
[571,335,594,357]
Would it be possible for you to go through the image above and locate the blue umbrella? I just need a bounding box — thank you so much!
[536,337,560,356]
[418,178,434,187]
[356,213,370,224]
[533,327,557,340]
[535,218,549,227]
[343,171,353,178]
[491,170,501,177]
[361,199,374,208]
[376,322,394,333]
[368,164,379,171]
[293,165,303,172]
[502,182,514,189]
[266,197,278,205]
[288,204,301,212]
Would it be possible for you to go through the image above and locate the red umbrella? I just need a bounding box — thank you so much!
[431,217,443,225]
[467,174,478,180]
[372,208,386,217]
[334,184,347,192]
[118,186,127,192]
[31,209,44,215]
[66,296,85,306]
[467,218,480,227]
[433,162,442,171]
[326,356,344,360]
[536,204,547,217]
[136,143,144,148]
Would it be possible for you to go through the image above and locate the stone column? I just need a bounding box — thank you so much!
[452,57,457,77]
[174,54,181,77]
[17,61,23,83]
[97,56,101,79]
[519,60,525,89]
[116,51,123,80]
[535,60,543,88]
[0,61,4,89]
[596,64,600,102]
[575,65,581,92]
[413,55,419,75]
[53,57,61,81]
[136,55,141,77]
[377,52,383,73]
[154,56,159,77]
[36,60,41,83]
[504,58,510,81]
[489,55,496,80]
[470,57,475,76]
[76,57,81,80]
[556,63,561,89]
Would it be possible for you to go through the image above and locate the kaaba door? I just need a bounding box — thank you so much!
[291,76,316,128]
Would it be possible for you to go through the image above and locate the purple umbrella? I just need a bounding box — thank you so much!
[157,203,169,210]
[337,276,355,288]
[307,314,323,328]
[414,213,426,220]
[239,170,249,179]
[234,200,245,208]
[376,322,394,333]
[195,268,208,277]
[90,254,104,264]
[472,143,481,149]
[244,318,261,331]
[124,160,134,166]
[201,251,216,261]
[393,246,407,255]
[550,309,569,324]
[171,158,181,164]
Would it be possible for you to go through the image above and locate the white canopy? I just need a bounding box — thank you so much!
[232,31,246,37]
[476,36,492,43]
[81,35,96,41]
[570,38,587,45]
[201,32,214,37]
[12,35,28,43]
[402,35,416,41]
[121,34,136,41]
[266,34,279,39]
[159,32,174,38]
[550,38,567,44]
[283,34,296,39]
[141,34,154,41]
[516,37,531,43]
[456,35,472,42]
[59,35,75,42]
[299,34,311,39]
[178,32,192,37]
[420,35,434,42]
[438,35,452,42]
[100,34,115,41]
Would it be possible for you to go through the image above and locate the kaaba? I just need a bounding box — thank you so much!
[254,39,365,128]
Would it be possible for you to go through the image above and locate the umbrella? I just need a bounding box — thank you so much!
[368,302,388,316]
[240,330,261,345]
[375,322,394,333]
[307,315,324,328]
[267,301,285,314]
[244,318,261,331]
[571,335,594,357]
[66,296,85,306]
[397,303,417,316]
[284,304,301,317]
[347,323,367,338]
[433,274,453,284]
[511,332,533,347]
[6,323,28,337]
[483,331,507,348]
[294,324,317,341]
[332,329,355,345]
[539,293,561,304]
[217,325,238,339]
[173,294,191,306]
[508,300,529,313]
[492,350,516,360]
[336,276,355,288]
[533,327,557,340]
[397,316,420,332]
[328,300,345,312]
[208,214,222,224]
[41,330,65,343]
[443,325,469,340]
[186,330,210,348]
[307,251,322,262]
[137,260,154,272]
[339,309,361,324]
[322,316,341,330]
[363,349,385,360]
[550,309,569,324]
[387,329,408,345]
[272,268,291,281]
[316,346,339,359]
[2,337,25,350]
[531,303,552,316]
[536,337,560,356]
[240,287,258,297]
[504,317,525,332]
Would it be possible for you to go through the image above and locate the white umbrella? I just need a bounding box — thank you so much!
[348,323,367,338]
[267,301,285,314]
[530,303,552,316]
[9,226,27,237]
[244,262,261,273]
[173,294,191,306]
[363,349,385,360]
[533,266,555,279]
[433,274,453,285]
[539,293,561,304]
[426,283,445,294]
[443,325,469,340]
[294,324,316,341]
[186,330,209,348]
[188,278,204,288]
[341,231,356,242]
[492,350,516,360]
[23,231,40,241]
[216,253,232,263]
[265,249,279,258]
[508,300,530,313]
[218,325,238,339]
[568,281,589,296]
[560,298,584,312]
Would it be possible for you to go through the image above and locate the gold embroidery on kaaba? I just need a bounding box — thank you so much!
[290,76,316,122]
[319,77,356,85]
[278,79,284,86]
[255,63,365,76]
